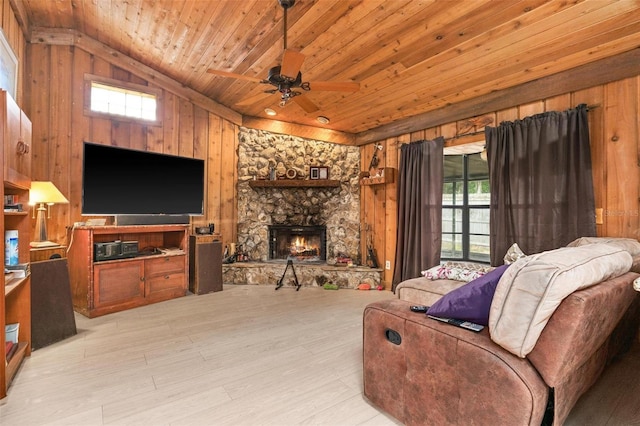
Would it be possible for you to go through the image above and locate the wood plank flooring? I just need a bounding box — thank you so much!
[0,285,638,425]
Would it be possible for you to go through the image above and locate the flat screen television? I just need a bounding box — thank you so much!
[82,142,204,221]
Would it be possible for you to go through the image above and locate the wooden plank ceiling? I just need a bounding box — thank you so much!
[19,0,640,138]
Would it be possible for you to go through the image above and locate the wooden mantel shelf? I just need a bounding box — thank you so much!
[248,179,340,188]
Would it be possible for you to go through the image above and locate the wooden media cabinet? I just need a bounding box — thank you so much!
[67,224,189,318]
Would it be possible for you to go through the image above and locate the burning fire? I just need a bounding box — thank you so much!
[289,236,318,257]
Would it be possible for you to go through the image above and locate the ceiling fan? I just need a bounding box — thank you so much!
[206,0,359,113]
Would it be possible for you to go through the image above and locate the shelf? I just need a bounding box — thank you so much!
[248,179,340,188]
[4,274,29,297]
[5,342,28,386]
[360,167,395,186]
[2,90,32,400]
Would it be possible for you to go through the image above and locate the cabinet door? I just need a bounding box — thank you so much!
[93,261,145,309]
[144,255,186,301]
[3,92,30,187]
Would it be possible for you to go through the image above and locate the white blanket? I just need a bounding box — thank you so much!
[489,244,632,358]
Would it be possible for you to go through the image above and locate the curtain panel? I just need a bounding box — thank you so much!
[392,137,444,291]
[485,104,596,265]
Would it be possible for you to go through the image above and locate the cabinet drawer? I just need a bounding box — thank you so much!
[145,271,186,296]
[145,255,184,276]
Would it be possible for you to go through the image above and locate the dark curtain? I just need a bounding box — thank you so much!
[485,104,596,265]
[392,137,444,291]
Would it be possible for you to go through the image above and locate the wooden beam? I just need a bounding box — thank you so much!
[30,27,242,125]
[8,0,31,40]
[355,48,640,145]
[242,116,355,145]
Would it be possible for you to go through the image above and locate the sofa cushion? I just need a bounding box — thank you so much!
[395,277,465,306]
[427,264,509,325]
[489,244,632,357]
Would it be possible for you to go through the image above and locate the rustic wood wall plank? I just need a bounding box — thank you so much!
[28,43,50,180]
[603,77,640,239]
[48,44,73,241]
[178,98,194,157]
[383,135,402,288]
[162,92,179,154]
[70,47,92,229]
[207,114,223,234]
[219,119,239,246]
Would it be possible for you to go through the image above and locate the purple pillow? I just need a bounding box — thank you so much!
[426,264,509,326]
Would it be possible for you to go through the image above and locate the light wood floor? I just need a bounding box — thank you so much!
[0,285,638,425]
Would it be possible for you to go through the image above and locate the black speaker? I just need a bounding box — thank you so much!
[189,236,222,294]
[31,259,77,350]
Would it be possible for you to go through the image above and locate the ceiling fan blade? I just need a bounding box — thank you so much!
[292,95,319,113]
[308,81,360,92]
[280,49,306,79]
[207,69,263,83]
[235,91,274,106]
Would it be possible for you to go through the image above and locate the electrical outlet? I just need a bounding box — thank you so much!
[385,260,391,270]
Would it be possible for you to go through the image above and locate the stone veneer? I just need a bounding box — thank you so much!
[236,127,362,263]
[222,262,382,290]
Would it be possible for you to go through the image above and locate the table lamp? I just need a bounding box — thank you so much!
[29,181,69,248]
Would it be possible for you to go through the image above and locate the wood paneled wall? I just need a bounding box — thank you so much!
[362,75,640,289]
[23,43,239,249]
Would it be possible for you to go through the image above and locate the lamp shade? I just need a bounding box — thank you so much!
[29,181,69,205]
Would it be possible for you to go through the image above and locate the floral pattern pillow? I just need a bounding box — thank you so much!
[421,261,493,282]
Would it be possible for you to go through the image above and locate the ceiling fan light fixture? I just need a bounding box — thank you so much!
[317,116,330,124]
[265,108,277,116]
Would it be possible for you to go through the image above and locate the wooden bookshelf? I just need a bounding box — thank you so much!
[1,90,32,399]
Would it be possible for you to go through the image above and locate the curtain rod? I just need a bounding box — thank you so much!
[395,103,602,147]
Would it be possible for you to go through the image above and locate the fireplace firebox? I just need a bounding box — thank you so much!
[268,225,326,262]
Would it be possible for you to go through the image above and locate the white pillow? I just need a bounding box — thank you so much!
[503,242,526,264]
[489,244,632,357]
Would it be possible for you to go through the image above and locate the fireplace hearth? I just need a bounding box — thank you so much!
[269,225,326,263]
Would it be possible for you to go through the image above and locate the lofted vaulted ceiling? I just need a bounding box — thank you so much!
[18,0,640,139]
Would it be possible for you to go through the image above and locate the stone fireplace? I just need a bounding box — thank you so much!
[236,127,362,264]
[224,127,382,290]
[268,225,326,262]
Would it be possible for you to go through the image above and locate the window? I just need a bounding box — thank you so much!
[441,152,490,262]
[84,74,160,124]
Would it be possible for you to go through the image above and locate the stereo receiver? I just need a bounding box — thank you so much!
[94,240,139,261]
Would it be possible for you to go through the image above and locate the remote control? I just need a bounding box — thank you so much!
[410,305,430,313]
[427,315,484,332]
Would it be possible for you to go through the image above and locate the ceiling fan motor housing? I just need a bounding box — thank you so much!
[267,66,302,88]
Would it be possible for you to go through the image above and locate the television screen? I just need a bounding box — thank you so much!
[82,142,204,216]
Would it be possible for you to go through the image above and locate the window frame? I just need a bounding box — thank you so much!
[441,154,490,263]
[84,74,162,125]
